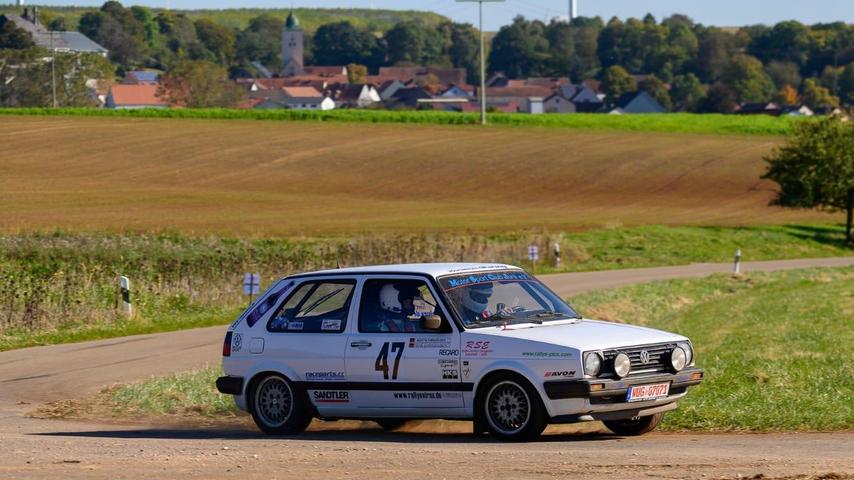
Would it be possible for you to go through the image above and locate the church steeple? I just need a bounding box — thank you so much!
[281,10,304,76]
[285,11,300,30]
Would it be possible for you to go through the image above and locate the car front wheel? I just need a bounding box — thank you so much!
[603,412,664,436]
[482,376,547,441]
[250,374,311,435]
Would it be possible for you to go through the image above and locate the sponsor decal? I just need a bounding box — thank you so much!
[287,321,304,331]
[231,333,243,353]
[305,371,346,381]
[522,351,574,358]
[462,367,471,378]
[544,370,576,378]
[407,337,451,349]
[438,359,458,368]
[393,391,462,400]
[313,390,349,403]
[321,319,342,331]
[463,340,492,357]
[442,369,459,380]
[439,349,459,357]
[445,272,531,289]
[246,280,295,327]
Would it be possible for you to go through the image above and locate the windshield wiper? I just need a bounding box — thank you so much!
[528,310,574,321]
[299,288,344,316]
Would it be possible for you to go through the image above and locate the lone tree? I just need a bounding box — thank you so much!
[763,116,854,243]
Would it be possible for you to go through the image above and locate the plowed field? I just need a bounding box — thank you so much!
[0,116,831,235]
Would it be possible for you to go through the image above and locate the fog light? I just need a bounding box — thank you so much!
[671,347,687,372]
[690,372,703,381]
[590,383,605,391]
[613,352,631,378]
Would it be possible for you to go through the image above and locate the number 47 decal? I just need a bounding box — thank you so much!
[375,342,405,380]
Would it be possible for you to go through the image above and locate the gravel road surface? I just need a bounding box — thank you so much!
[1,257,852,479]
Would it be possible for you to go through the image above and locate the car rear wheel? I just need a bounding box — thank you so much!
[250,374,311,435]
[482,375,547,442]
[603,412,664,436]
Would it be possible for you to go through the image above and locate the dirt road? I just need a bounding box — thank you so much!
[2,257,853,479]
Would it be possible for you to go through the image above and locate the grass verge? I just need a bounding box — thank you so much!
[87,266,853,431]
[2,224,851,352]
[0,108,800,136]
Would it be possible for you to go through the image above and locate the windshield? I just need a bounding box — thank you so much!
[438,270,580,328]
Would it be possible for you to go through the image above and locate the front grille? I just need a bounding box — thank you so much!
[602,343,675,375]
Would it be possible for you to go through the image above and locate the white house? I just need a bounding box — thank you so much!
[281,86,335,110]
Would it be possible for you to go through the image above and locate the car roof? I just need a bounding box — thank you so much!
[289,263,523,279]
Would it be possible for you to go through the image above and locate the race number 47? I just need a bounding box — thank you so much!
[375,342,405,380]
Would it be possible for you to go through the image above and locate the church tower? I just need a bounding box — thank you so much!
[281,11,304,76]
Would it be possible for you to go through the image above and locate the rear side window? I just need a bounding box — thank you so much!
[267,280,355,333]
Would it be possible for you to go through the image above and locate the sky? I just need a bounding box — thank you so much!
[21,0,854,30]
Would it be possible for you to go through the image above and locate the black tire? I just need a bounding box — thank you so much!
[249,373,311,435]
[603,412,664,436]
[374,419,408,431]
[480,374,547,442]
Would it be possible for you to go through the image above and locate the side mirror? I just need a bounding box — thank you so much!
[420,314,442,331]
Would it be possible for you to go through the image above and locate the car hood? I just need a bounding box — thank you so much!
[469,318,686,350]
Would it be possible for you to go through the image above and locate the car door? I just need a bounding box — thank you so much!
[345,275,464,414]
[263,277,356,416]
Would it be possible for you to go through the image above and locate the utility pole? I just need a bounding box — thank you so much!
[50,31,57,108]
[458,0,503,125]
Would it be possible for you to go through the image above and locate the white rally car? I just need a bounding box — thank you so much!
[217,263,703,441]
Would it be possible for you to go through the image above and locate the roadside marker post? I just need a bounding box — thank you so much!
[244,273,261,305]
[553,242,561,268]
[119,276,132,316]
[734,249,742,274]
[528,244,539,274]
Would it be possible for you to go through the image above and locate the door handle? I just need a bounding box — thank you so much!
[350,341,372,348]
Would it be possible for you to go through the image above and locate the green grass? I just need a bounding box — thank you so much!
[107,366,237,418]
[102,266,854,431]
[572,266,854,431]
[1,224,850,352]
[0,108,802,136]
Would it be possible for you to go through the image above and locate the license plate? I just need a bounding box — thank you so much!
[626,382,670,402]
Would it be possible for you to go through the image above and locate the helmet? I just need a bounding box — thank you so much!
[463,283,493,313]
[379,284,403,314]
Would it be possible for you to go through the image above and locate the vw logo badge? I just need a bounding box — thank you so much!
[639,350,650,364]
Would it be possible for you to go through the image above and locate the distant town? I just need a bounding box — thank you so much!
[1,3,852,116]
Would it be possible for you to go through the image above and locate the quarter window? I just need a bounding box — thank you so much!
[267,280,355,333]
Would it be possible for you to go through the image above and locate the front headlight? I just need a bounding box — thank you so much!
[670,347,687,372]
[583,352,602,376]
[677,341,693,366]
[613,352,631,378]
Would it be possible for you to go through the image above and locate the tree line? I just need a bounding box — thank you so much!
[3,2,854,112]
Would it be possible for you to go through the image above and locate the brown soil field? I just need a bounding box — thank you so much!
[0,116,831,235]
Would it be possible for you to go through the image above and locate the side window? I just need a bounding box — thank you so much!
[267,280,355,333]
[359,279,450,333]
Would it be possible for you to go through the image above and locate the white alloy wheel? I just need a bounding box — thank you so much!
[254,375,294,429]
[485,380,532,436]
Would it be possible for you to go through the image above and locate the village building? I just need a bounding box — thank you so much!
[280,12,304,77]
[609,91,666,114]
[280,86,335,110]
[105,84,168,109]
[2,8,108,56]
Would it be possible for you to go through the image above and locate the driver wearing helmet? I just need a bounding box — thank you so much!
[378,283,425,332]
[460,282,494,324]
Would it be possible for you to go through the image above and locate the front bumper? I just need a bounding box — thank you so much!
[543,368,704,401]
